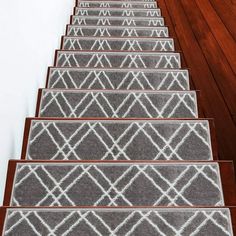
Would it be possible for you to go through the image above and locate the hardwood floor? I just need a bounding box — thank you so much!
[158,0,236,161]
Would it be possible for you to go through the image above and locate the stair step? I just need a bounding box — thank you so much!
[66,25,169,37]
[62,37,174,51]
[22,118,213,161]
[77,1,158,9]
[47,68,189,90]
[6,161,226,207]
[37,90,198,118]
[1,207,234,235]
[55,51,181,69]
[74,8,161,17]
[71,16,165,27]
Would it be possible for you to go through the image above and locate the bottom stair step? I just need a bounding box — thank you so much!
[1,207,235,235]
[4,161,235,207]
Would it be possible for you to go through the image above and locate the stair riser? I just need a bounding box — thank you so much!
[22,119,212,161]
[77,2,158,9]
[7,162,224,207]
[66,25,169,37]
[74,8,161,17]
[62,38,174,51]
[47,68,189,90]
[55,52,181,69]
[1,208,234,236]
[71,16,165,27]
[37,90,198,119]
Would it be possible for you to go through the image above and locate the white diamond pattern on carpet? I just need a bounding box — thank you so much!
[11,162,224,207]
[74,8,162,17]
[67,25,169,37]
[71,16,165,26]
[25,120,212,161]
[62,37,174,51]
[38,90,198,118]
[47,68,189,90]
[55,51,181,69]
[3,209,233,236]
[77,1,158,8]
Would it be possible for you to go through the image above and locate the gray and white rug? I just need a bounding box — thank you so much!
[47,68,189,90]
[25,119,212,161]
[38,90,198,118]
[71,16,165,27]
[66,25,169,37]
[62,37,174,51]
[77,1,157,9]
[74,8,161,17]
[55,51,181,69]
[10,162,224,207]
[2,208,233,236]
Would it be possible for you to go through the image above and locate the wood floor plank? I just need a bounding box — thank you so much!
[163,0,236,160]
[195,0,236,75]
[209,0,236,40]
[180,0,236,116]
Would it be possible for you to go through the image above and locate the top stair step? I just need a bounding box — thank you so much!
[74,8,162,17]
[77,1,158,8]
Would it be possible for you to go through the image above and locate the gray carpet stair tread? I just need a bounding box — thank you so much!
[62,37,174,51]
[66,25,169,37]
[38,90,198,118]
[47,68,189,90]
[77,1,158,8]
[74,8,161,17]
[9,162,224,207]
[24,119,212,161]
[55,51,181,69]
[2,208,233,236]
[71,16,165,27]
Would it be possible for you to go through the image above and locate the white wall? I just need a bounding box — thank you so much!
[0,0,74,204]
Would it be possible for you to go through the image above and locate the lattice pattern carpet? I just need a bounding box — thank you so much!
[47,68,190,90]
[11,162,224,206]
[38,90,198,118]
[3,208,233,236]
[25,119,212,161]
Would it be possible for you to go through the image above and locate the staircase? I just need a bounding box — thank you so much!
[1,0,236,235]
